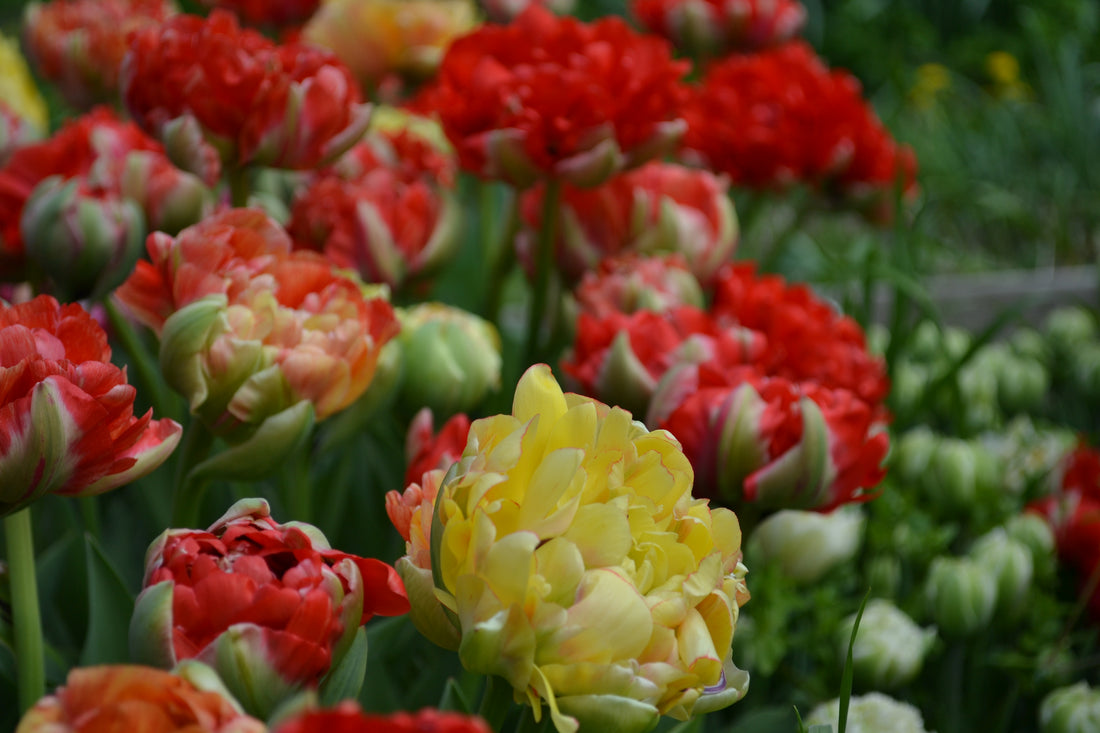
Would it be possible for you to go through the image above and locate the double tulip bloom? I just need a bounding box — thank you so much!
[130,499,409,717]
[122,11,371,182]
[418,6,689,188]
[16,664,265,733]
[682,41,917,218]
[519,162,739,285]
[288,119,461,293]
[633,0,806,57]
[0,296,182,516]
[115,208,399,441]
[22,0,174,110]
[0,107,210,290]
[388,365,750,733]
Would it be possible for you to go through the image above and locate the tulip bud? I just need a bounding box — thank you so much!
[925,556,997,636]
[21,177,145,301]
[839,599,936,689]
[1010,327,1050,366]
[130,498,408,719]
[866,555,902,599]
[1072,343,1100,400]
[969,528,1034,622]
[396,304,502,417]
[892,427,939,487]
[749,507,864,585]
[996,353,1050,414]
[1045,307,1098,361]
[1005,512,1056,568]
[921,438,996,516]
[119,150,213,235]
[1040,682,1100,733]
[889,361,931,419]
[805,692,933,733]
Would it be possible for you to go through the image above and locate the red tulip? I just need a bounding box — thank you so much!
[682,41,916,217]
[130,499,409,717]
[518,162,738,284]
[633,0,806,56]
[200,0,323,27]
[655,365,888,511]
[711,263,890,410]
[15,664,265,733]
[416,6,689,187]
[0,295,182,516]
[272,701,491,733]
[122,11,370,174]
[23,0,174,110]
[572,253,704,319]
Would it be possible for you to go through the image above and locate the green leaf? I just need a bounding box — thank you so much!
[838,590,871,733]
[188,401,315,484]
[80,533,136,666]
[319,627,368,706]
[439,676,475,714]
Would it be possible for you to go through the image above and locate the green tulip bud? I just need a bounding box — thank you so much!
[1040,682,1100,733]
[1004,513,1056,569]
[22,177,145,301]
[397,303,501,417]
[806,692,933,733]
[925,556,997,636]
[969,528,1034,622]
[750,507,864,585]
[893,427,939,487]
[1045,307,1098,359]
[840,599,936,689]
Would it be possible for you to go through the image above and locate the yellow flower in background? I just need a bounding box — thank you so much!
[393,364,750,733]
[0,31,48,131]
[909,62,951,109]
[304,0,478,93]
[986,50,1031,101]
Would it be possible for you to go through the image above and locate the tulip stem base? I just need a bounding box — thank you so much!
[479,675,516,733]
[4,507,45,713]
[105,299,176,422]
[228,167,251,209]
[171,423,216,528]
[523,179,561,366]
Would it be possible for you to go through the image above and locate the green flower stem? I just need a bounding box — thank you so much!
[228,167,251,209]
[513,706,551,733]
[484,186,520,325]
[284,442,314,525]
[479,675,516,733]
[523,179,562,367]
[104,299,176,422]
[4,507,45,713]
[170,422,216,528]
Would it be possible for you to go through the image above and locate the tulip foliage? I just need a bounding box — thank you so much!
[1,3,1097,733]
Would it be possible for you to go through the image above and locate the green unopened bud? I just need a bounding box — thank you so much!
[922,439,1000,516]
[994,353,1049,414]
[866,555,902,600]
[893,427,939,487]
[806,692,933,733]
[925,556,997,636]
[1010,327,1050,367]
[1004,513,1056,569]
[1040,682,1100,733]
[749,507,864,585]
[969,528,1033,623]
[1071,343,1100,400]
[397,303,501,417]
[1045,307,1098,360]
[22,177,145,301]
[889,362,930,419]
[840,599,936,689]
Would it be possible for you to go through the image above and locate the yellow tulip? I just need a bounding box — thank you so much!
[392,364,749,733]
[0,31,48,131]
